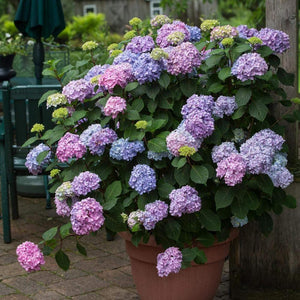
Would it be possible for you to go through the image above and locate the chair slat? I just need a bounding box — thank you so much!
[14,100,27,146]
[28,99,41,132]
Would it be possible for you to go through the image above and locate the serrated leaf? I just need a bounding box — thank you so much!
[208,82,224,93]
[157,182,174,198]
[190,165,209,185]
[76,242,87,256]
[55,250,70,271]
[148,137,167,152]
[257,45,273,57]
[158,73,170,89]
[126,110,140,120]
[180,79,197,97]
[215,187,235,210]
[218,67,231,81]
[125,82,139,92]
[198,209,221,231]
[236,88,252,107]
[60,222,72,239]
[174,164,190,186]
[103,198,118,210]
[36,150,49,164]
[206,55,222,68]
[232,106,246,120]
[242,190,259,210]
[42,227,58,241]
[22,136,38,148]
[131,98,144,112]
[146,85,160,100]
[105,181,122,200]
[249,100,268,121]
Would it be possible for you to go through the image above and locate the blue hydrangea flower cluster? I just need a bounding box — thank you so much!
[187,25,202,42]
[125,36,155,54]
[140,200,168,230]
[147,151,173,161]
[267,165,294,189]
[25,143,51,175]
[156,247,182,277]
[113,50,140,66]
[212,96,237,118]
[129,164,156,195]
[109,138,145,161]
[72,171,101,196]
[231,216,248,227]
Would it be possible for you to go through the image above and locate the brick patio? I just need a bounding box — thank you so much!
[0,191,230,299]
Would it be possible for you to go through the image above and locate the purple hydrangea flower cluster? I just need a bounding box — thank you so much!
[133,53,165,84]
[169,185,201,217]
[166,42,201,75]
[125,36,155,54]
[231,53,268,81]
[25,143,51,175]
[212,142,238,164]
[157,247,182,277]
[109,138,145,161]
[55,197,78,217]
[156,21,190,47]
[62,79,94,103]
[140,200,168,230]
[256,28,290,54]
[16,241,45,272]
[80,124,102,146]
[267,165,294,189]
[129,164,156,195]
[70,198,105,235]
[56,132,86,162]
[181,94,214,117]
[72,171,101,196]
[216,153,247,186]
[84,64,110,82]
[187,25,202,42]
[147,151,173,161]
[236,25,258,39]
[99,63,134,93]
[212,96,237,118]
[231,216,248,227]
[103,96,127,119]
[113,50,140,66]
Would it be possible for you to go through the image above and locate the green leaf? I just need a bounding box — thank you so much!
[105,210,127,232]
[125,82,139,92]
[55,250,70,271]
[126,110,140,120]
[196,231,215,247]
[36,150,49,164]
[149,119,167,131]
[235,88,252,107]
[131,98,144,112]
[208,82,224,93]
[76,242,87,256]
[42,227,58,241]
[76,59,89,68]
[233,44,252,55]
[171,157,186,169]
[158,97,173,109]
[38,90,59,106]
[291,97,300,104]
[277,67,294,86]
[257,45,273,57]
[105,181,122,200]
[147,100,157,113]
[283,195,297,209]
[174,164,190,186]
[60,223,71,239]
[190,165,209,185]
[146,85,160,100]
[198,209,221,231]
[232,106,246,120]
[194,249,207,264]
[268,54,280,68]
[231,198,249,218]
[157,181,174,198]
[148,137,167,152]
[22,136,38,148]
[42,245,53,256]
[158,73,170,89]
[242,190,260,210]
[131,232,143,247]
[215,187,235,210]
[257,213,273,236]
[182,248,207,269]
[218,67,231,81]
[249,99,268,121]
[103,198,118,210]
[180,79,197,97]
[257,175,274,196]
[164,220,181,241]
[205,55,222,68]
[191,153,202,162]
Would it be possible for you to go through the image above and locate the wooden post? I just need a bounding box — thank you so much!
[230,1,300,297]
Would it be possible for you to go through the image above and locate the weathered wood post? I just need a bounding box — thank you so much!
[230,0,300,298]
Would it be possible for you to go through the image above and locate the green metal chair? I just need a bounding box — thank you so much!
[0,81,61,243]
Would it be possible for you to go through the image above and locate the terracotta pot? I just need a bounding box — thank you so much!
[119,229,238,300]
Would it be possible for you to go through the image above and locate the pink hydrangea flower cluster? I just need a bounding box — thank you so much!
[103,96,127,119]
[70,198,105,235]
[169,185,201,217]
[72,171,101,196]
[54,197,78,217]
[62,79,94,103]
[16,241,45,272]
[156,247,182,277]
[99,63,134,93]
[56,132,86,162]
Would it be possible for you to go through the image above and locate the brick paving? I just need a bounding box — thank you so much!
[0,193,230,299]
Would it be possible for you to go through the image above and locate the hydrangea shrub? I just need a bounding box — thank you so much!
[19,16,298,277]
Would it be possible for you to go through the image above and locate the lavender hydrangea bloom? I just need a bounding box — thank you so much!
[157,247,182,277]
[80,124,102,146]
[125,36,155,54]
[133,53,165,84]
[55,197,78,217]
[236,25,258,39]
[231,53,268,81]
[84,64,110,81]
[256,28,290,53]
[129,164,156,195]
[16,242,45,272]
[147,151,173,161]
[252,129,284,152]
[70,198,105,235]
[184,110,215,139]
[88,128,118,155]
[25,144,51,175]
[140,200,168,230]
[72,171,101,196]
[110,138,145,161]
[62,79,94,103]
[212,96,237,118]
[231,216,248,227]
[156,21,190,48]
[187,25,202,42]
[113,50,140,65]
[181,94,214,117]
[166,42,201,75]
[267,165,293,189]
[216,153,247,186]
[169,185,201,217]
[212,142,238,163]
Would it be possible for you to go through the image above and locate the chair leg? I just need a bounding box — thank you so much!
[10,174,19,220]
[43,175,52,209]
[0,143,11,243]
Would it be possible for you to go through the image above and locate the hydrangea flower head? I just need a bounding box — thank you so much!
[125,36,155,54]
[84,64,110,82]
[236,25,258,39]
[169,185,201,217]
[107,43,118,51]
[140,200,168,230]
[129,164,156,195]
[113,50,140,66]
[46,93,67,108]
[231,53,268,81]
[103,96,127,119]
[273,152,288,168]
[147,151,173,161]
[212,142,238,164]
[31,123,44,133]
[150,48,169,60]
[25,143,51,175]
[200,19,220,32]
[55,181,73,201]
[72,171,101,196]
[157,247,182,277]
[123,30,137,40]
[210,25,238,41]
[267,165,293,189]
[62,79,94,103]
[56,132,86,162]
[216,153,247,186]
[127,210,143,229]
[129,17,142,27]
[82,41,98,51]
[167,31,185,45]
[52,107,68,119]
[55,197,78,217]
[50,168,61,178]
[181,94,214,117]
[212,96,237,118]
[187,25,201,42]
[248,37,263,45]
[231,216,248,227]
[70,198,105,235]
[221,37,234,47]
[256,28,290,53]
[80,124,102,146]
[16,241,45,272]
[151,15,172,28]
[135,120,148,130]
[110,138,145,161]
[178,146,196,157]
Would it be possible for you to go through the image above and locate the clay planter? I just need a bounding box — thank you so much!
[119,230,238,300]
